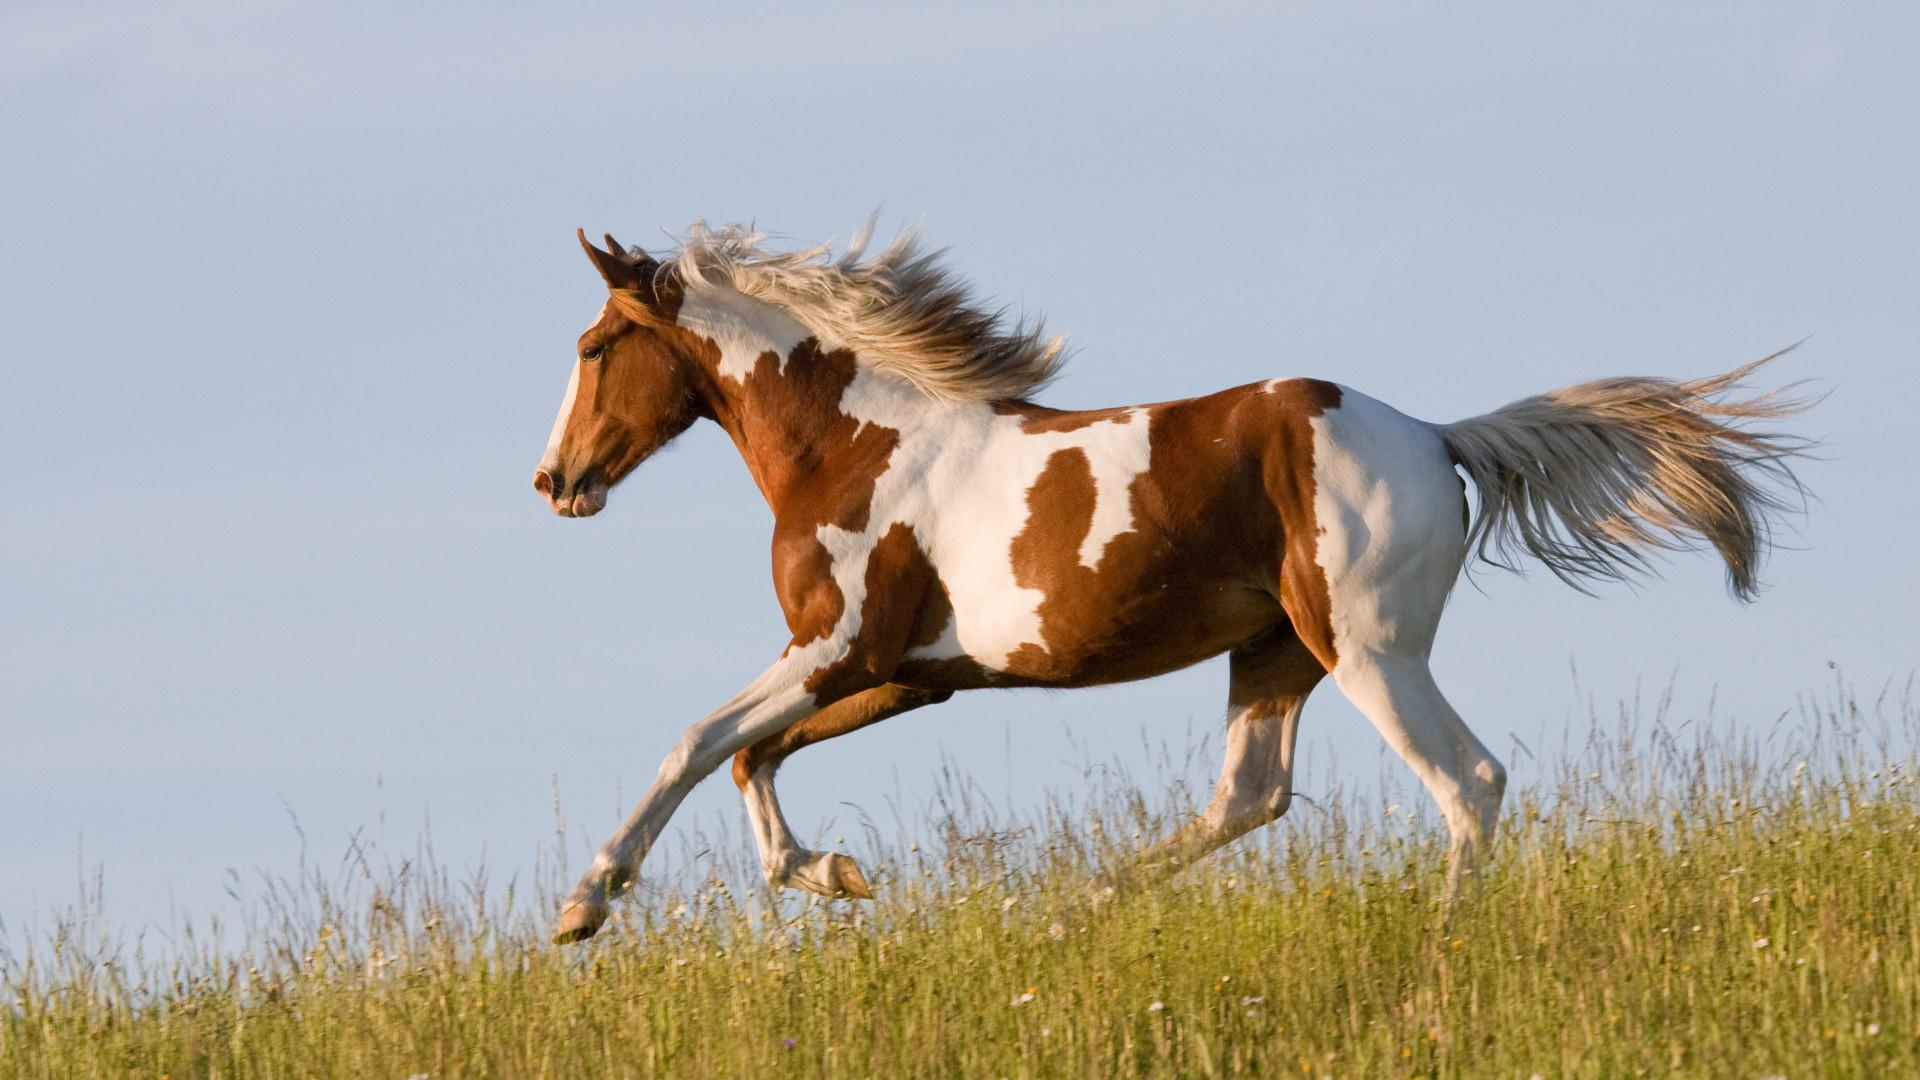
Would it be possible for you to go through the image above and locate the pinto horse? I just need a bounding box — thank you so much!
[536,222,1807,943]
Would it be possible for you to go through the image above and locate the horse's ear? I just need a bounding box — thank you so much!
[578,228,655,290]
[604,234,658,271]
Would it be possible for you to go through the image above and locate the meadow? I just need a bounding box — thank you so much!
[6,680,1920,1080]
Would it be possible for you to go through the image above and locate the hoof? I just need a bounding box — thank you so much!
[552,901,608,944]
[828,853,873,900]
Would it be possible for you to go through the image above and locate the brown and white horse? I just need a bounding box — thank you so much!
[536,222,1807,943]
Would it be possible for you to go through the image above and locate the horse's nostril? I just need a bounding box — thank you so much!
[534,468,556,496]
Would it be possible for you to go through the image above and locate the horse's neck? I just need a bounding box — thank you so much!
[687,307,944,511]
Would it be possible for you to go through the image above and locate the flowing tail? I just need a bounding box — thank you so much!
[1439,349,1816,601]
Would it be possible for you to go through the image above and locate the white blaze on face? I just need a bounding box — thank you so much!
[540,362,582,472]
[540,301,605,473]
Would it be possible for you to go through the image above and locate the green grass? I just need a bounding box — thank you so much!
[7,681,1920,1079]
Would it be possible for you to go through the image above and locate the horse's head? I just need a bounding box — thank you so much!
[534,231,713,517]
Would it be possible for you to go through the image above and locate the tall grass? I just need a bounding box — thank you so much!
[6,679,1920,1079]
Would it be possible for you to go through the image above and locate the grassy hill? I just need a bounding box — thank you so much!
[6,683,1918,1079]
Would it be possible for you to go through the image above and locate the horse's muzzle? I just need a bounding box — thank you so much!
[533,467,608,518]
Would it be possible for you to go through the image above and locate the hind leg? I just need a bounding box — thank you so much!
[1306,540,1507,892]
[1310,556,1506,890]
[732,683,951,897]
[1132,629,1325,876]
[1332,651,1505,892]
[1299,392,1507,894]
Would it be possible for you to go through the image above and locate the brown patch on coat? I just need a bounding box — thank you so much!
[1260,378,1343,670]
[801,522,939,703]
[983,378,1345,685]
[803,522,1010,696]
[775,538,844,656]
[991,400,1136,434]
[1002,447,1105,680]
[891,654,1005,689]
[889,568,1007,687]
[905,566,957,652]
[992,432,1273,685]
[731,683,952,789]
[711,339,897,524]
[702,338,901,648]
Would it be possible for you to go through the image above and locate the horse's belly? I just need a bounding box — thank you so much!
[1015,583,1283,685]
[899,571,1283,690]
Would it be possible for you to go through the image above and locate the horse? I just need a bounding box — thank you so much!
[534,221,1809,944]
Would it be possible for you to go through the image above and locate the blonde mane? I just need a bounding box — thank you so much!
[657,220,1066,404]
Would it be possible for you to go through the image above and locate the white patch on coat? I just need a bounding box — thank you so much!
[909,601,966,660]
[1308,389,1504,855]
[677,303,1157,671]
[1076,408,1153,569]
[676,283,813,383]
[676,281,1157,672]
[1308,388,1463,665]
[826,374,1153,670]
[810,514,886,652]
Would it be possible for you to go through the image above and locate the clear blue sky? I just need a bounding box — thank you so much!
[3,1,1915,935]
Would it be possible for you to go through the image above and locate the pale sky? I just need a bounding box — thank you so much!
[3,1,1915,935]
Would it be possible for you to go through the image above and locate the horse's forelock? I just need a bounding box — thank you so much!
[604,288,673,329]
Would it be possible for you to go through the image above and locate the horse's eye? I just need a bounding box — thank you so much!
[582,345,605,362]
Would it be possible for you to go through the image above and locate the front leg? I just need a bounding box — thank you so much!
[734,683,951,898]
[552,653,851,943]
[552,515,945,942]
